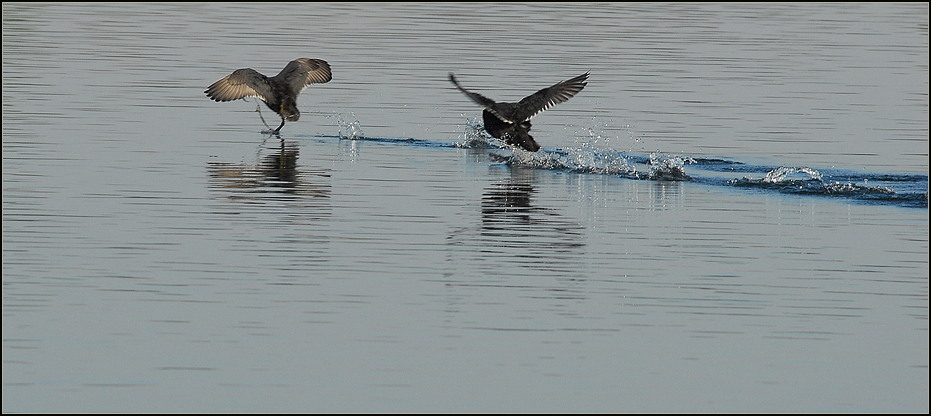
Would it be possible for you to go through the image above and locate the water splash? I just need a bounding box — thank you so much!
[507,144,638,176]
[457,118,636,175]
[729,166,827,191]
[329,113,365,140]
[455,117,505,149]
[725,165,917,205]
[762,166,823,183]
[648,153,694,181]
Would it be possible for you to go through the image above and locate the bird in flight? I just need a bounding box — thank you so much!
[448,72,589,152]
[206,58,332,134]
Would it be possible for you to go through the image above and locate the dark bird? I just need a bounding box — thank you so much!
[205,58,332,134]
[448,72,589,152]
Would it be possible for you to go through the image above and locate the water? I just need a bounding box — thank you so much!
[3,2,928,413]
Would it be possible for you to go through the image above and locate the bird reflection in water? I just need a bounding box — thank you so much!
[481,178,535,226]
[480,169,583,247]
[207,140,330,199]
[447,167,586,280]
[207,141,331,262]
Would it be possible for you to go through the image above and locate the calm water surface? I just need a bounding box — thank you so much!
[3,2,928,413]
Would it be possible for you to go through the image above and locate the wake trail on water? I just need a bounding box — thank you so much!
[307,115,928,209]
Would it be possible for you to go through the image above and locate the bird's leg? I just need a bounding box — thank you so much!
[253,99,274,131]
[272,118,285,135]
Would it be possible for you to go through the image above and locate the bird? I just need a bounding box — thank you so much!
[448,72,589,152]
[205,58,332,134]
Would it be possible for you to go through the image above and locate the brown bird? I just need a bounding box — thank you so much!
[205,58,332,134]
[449,72,589,152]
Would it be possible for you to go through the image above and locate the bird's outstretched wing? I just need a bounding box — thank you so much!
[448,73,499,109]
[276,58,332,95]
[205,68,274,102]
[511,72,589,122]
[449,72,589,124]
